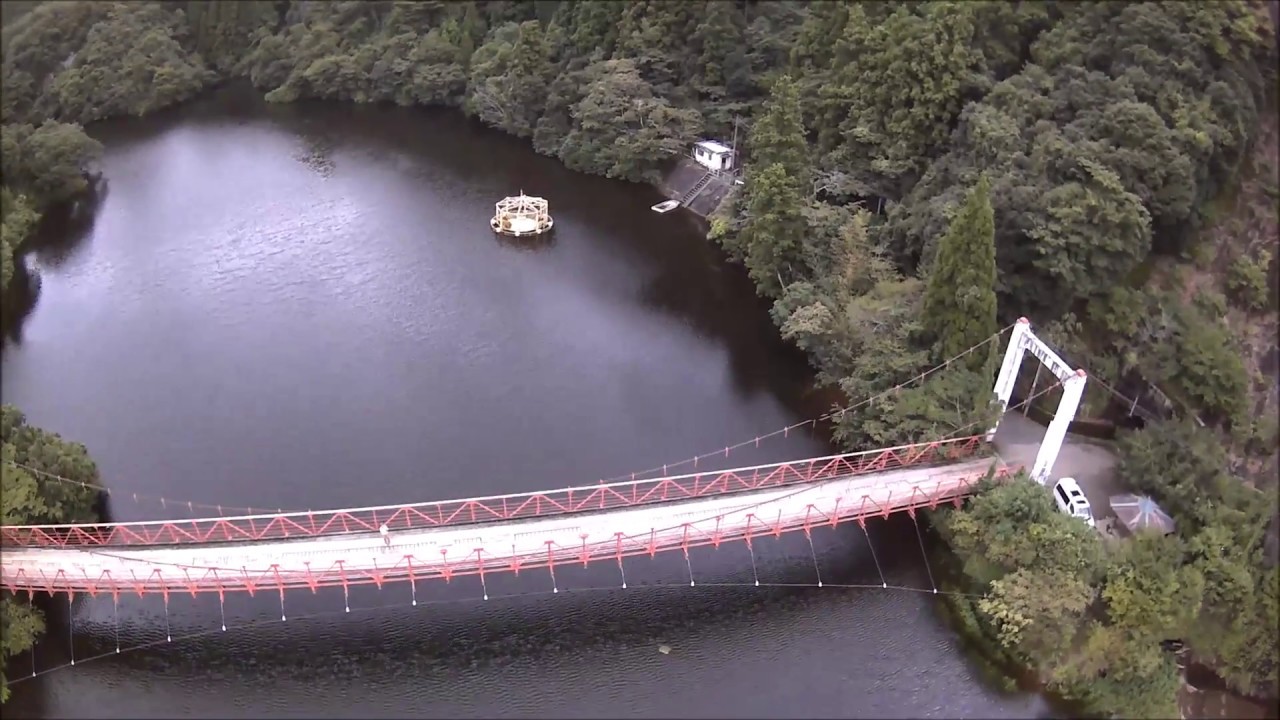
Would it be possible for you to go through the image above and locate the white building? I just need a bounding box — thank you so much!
[692,140,735,172]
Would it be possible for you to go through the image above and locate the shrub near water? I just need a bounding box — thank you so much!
[0,405,103,702]
[933,475,1182,718]
[935,417,1279,717]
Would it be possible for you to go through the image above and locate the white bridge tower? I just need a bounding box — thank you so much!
[987,317,1087,485]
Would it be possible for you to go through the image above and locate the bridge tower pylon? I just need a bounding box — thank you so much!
[987,317,1087,485]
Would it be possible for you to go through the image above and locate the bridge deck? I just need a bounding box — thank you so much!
[2,457,1014,597]
[2,436,987,549]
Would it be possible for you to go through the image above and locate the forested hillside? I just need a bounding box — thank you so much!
[1,1,1276,714]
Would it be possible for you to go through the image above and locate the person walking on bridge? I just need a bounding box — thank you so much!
[380,523,391,551]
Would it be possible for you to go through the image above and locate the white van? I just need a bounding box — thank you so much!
[1052,477,1096,528]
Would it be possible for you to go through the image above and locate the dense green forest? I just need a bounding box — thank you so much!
[0,1,1276,714]
[0,405,102,701]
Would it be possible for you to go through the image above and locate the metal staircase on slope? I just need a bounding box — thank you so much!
[679,171,715,207]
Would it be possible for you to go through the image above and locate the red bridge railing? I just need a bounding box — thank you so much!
[0,435,987,549]
[1,463,1019,598]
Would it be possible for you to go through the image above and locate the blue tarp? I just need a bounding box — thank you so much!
[1109,493,1176,534]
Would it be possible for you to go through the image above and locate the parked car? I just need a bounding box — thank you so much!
[1052,477,1096,528]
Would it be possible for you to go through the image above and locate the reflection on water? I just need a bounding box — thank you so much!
[2,178,108,344]
[12,519,1057,719]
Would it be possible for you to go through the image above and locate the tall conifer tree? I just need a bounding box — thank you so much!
[747,74,808,186]
[921,175,998,372]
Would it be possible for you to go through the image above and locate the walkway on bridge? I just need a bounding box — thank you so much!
[3,437,1011,598]
[2,318,1095,602]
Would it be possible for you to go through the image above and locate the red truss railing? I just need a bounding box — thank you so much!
[0,435,987,549]
[0,463,1018,598]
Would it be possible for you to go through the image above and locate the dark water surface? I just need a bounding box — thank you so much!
[1,86,1056,718]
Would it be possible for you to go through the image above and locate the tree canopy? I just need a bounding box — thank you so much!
[0,405,103,701]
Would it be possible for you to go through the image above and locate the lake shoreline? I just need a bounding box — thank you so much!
[5,80,1265,720]
[3,86,1057,719]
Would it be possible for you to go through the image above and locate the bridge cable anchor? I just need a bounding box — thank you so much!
[540,542,559,593]
[805,527,823,588]
[408,557,418,607]
[162,592,171,643]
[859,520,888,589]
[910,514,938,595]
[745,534,760,587]
[68,593,76,665]
[476,549,489,601]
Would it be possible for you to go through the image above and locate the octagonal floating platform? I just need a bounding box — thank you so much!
[491,192,553,237]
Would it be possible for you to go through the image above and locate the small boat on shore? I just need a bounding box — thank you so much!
[651,199,680,214]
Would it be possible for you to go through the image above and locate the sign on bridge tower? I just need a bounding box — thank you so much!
[987,317,1087,485]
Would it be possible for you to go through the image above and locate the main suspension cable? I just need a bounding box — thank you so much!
[2,326,1018,524]
[6,576,990,690]
[591,325,1016,485]
[5,387,1065,695]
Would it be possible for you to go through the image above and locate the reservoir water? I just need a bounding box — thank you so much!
[1,86,1056,718]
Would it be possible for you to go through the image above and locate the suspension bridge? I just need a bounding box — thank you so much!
[1,319,1088,611]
